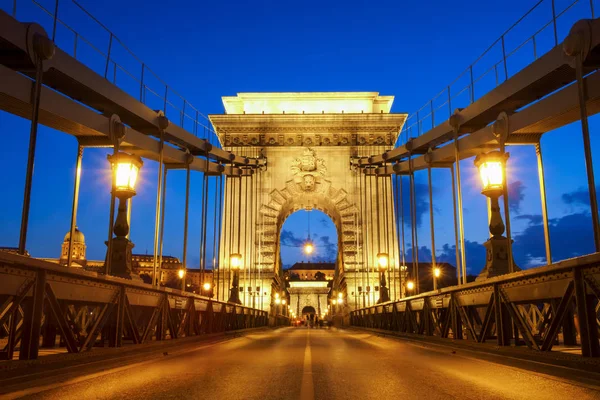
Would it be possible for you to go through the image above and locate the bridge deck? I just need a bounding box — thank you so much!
[1,327,599,399]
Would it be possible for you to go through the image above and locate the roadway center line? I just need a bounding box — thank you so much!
[299,330,315,400]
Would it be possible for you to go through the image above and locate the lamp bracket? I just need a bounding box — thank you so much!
[109,114,126,146]
[492,112,510,145]
[449,108,464,134]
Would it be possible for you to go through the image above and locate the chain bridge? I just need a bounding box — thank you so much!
[0,0,599,398]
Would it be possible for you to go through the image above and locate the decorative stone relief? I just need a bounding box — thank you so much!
[290,148,327,192]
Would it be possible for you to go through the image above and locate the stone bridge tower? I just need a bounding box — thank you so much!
[209,92,406,313]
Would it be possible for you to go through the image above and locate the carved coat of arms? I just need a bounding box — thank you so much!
[290,148,326,192]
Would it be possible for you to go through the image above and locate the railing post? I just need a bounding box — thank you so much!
[573,267,600,357]
[447,86,452,116]
[104,33,113,79]
[501,35,508,81]
[469,65,474,104]
[73,33,78,59]
[139,64,145,102]
[181,100,186,127]
[20,270,46,360]
[551,0,558,47]
[52,0,59,42]
[430,99,434,128]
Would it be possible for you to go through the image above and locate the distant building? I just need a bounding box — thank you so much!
[285,261,335,281]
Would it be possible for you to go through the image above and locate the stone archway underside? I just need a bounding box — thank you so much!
[257,178,359,273]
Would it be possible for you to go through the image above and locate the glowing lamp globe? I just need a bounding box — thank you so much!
[178,269,185,279]
[337,298,343,304]
[304,241,314,255]
[332,299,337,305]
[474,151,509,196]
[406,280,415,291]
[108,152,143,197]
[377,253,389,270]
[229,253,242,269]
[275,298,281,304]
[434,267,441,278]
[203,282,212,291]
[337,292,343,299]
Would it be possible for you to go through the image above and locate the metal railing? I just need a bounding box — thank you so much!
[350,253,600,357]
[3,0,222,146]
[0,252,268,361]
[398,0,595,146]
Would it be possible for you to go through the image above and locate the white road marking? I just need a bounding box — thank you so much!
[300,330,315,400]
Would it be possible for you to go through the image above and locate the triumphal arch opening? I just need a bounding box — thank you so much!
[209,92,407,317]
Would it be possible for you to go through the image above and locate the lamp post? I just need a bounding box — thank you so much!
[474,151,518,280]
[377,253,390,303]
[106,152,142,279]
[228,253,242,304]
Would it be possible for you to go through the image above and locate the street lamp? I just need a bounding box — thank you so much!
[228,253,242,304]
[202,282,213,298]
[406,280,415,292]
[304,241,314,255]
[377,253,390,303]
[106,152,143,278]
[433,266,441,290]
[473,151,517,280]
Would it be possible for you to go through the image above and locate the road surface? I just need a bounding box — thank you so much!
[2,328,599,399]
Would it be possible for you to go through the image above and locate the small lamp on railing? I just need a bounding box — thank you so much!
[227,253,242,304]
[377,253,390,303]
[202,282,213,298]
[473,151,518,280]
[433,266,441,290]
[106,152,143,279]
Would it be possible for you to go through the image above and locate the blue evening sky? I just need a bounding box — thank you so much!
[1,0,599,273]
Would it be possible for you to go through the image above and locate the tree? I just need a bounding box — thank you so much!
[314,271,326,281]
[139,273,152,284]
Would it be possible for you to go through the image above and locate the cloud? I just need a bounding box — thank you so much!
[280,229,304,247]
[319,218,330,228]
[562,187,592,207]
[511,212,595,267]
[515,214,543,225]
[508,180,525,214]
[316,235,337,262]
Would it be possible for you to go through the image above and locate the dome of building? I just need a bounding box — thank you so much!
[63,227,85,243]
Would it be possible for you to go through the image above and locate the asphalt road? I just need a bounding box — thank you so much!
[3,328,600,400]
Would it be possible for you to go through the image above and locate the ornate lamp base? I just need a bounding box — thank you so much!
[476,236,520,281]
[105,237,135,279]
[228,287,241,304]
